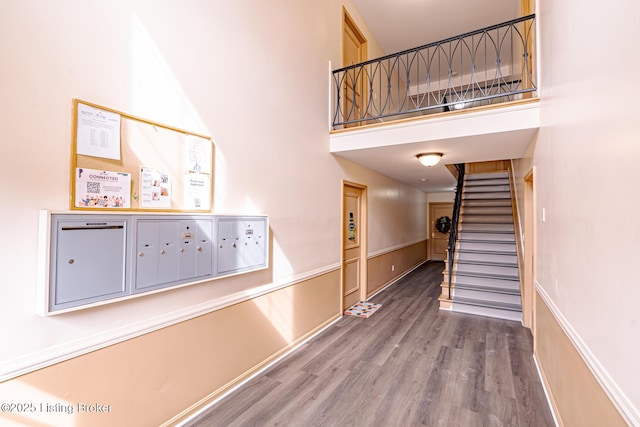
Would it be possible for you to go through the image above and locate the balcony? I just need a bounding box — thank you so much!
[331,14,536,130]
[330,14,539,193]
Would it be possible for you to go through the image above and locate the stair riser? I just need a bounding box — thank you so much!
[466,172,509,180]
[458,241,516,252]
[461,223,514,232]
[464,185,510,193]
[463,192,511,200]
[453,275,520,291]
[457,252,517,264]
[465,178,509,186]
[463,199,512,207]
[462,207,513,215]
[453,288,522,305]
[456,263,519,277]
[461,215,514,224]
[451,303,522,322]
[459,232,515,242]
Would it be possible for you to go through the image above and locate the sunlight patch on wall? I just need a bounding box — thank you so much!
[129,14,209,138]
[252,287,295,343]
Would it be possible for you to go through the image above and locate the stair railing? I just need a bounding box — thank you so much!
[448,163,465,300]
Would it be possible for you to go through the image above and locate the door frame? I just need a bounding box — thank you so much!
[341,180,368,312]
[523,168,536,332]
[428,202,454,261]
[342,7,368,126]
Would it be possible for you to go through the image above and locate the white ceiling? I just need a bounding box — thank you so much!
[350,0,520,54]
[334,0,528,193]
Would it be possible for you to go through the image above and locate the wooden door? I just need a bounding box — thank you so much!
[343,183,365,310]
[342,9,367,127]
[429,202,454,261]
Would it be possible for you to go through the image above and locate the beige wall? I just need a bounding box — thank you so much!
[532,0,640,422]
[0,0,428,417]
[367,241,427,297]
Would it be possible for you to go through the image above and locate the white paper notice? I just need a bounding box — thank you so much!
[186,135,212,173]
[140,168,172,209]
[184,173,211,210]
[75,168,131,208]
[76,103,122,160]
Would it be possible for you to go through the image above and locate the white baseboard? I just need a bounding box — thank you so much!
[535,281,640,425]
[533,354,561,427]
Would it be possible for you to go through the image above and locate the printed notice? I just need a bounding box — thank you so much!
[75,168,130,208]
[76,103,121,160]
[140,167,172,209]
[186,135,212,173]
[184,172,211,210]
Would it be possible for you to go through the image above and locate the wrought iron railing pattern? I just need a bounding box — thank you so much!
[332,15,536,128]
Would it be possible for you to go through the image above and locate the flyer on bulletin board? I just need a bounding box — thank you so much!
[75,168,131,208]
[185,134,212,173]
[184,172,211,210]
[76,103,122,160]
[140,167,172,209]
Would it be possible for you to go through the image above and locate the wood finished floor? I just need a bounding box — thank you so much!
[185,262,555,427]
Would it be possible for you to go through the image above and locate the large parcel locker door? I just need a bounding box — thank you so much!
[51,218,128,311]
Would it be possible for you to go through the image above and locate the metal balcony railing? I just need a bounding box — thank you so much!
[332,14,536,129]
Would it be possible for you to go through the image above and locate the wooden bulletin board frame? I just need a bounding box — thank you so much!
[70,99,214,212]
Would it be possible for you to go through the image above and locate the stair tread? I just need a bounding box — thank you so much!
[460,212,513,217]
[465,179,509,185]
[460,214,513,219]
[454,270,519,281]
[464,188,510,193]
[460,229,514,234]
[454,282,521,295]
[456,259,518,268]
[462,217,513,220]
[463,203,512,207]
[463,199,512,204]
[458,249,517,256]
[465,172,509,180]
[463,194,511,200]
[459,238,515,243]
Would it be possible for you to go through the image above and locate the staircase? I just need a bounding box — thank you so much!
[440,171,522,322]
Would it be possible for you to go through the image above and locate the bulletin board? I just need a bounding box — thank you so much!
[70,99,214,212]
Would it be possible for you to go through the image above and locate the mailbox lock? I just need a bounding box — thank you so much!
[197,246,202,252]
[232,243,237,248]
[68,259,75,264]
[180,248,185,253]
[139,252,144,257]
[160,250,166,255]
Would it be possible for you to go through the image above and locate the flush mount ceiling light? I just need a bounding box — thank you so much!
[416,152,443,167]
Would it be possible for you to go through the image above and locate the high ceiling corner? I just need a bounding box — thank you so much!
[350,0,520,55]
